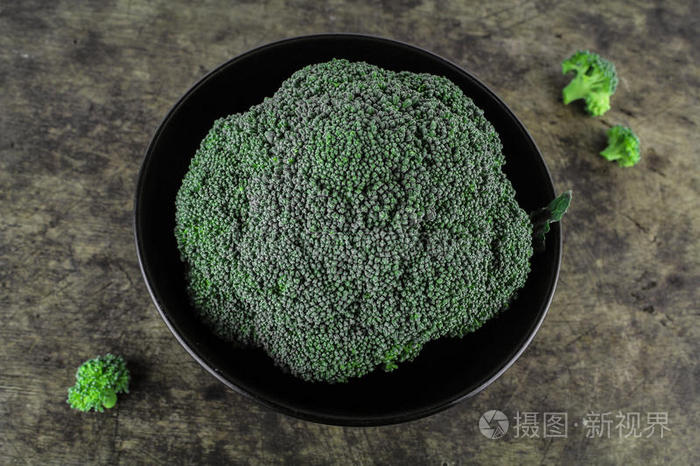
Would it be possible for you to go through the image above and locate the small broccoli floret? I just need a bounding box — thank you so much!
[67,354,130,412]
[175,59,534,383]
[530,191,572,252]
[562,51,618,116]
[600,125,640,167]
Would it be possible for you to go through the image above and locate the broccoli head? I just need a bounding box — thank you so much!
[67,354,130,412]
[562,50,618,116]
[175,59,534,383]
[600,125,640,167]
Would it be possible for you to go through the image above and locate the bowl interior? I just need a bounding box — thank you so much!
[135,34,560,426]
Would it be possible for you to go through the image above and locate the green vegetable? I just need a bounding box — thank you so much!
[67,354,130,412]
[175,59,534,383]
[600,125,640,167]
[530,191,572,252]
[562,51,618,116]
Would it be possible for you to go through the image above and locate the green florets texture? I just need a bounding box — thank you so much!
[600,125,640,167]
[67,354,130,412]
[562,50,618,116]
[175,59,533,383]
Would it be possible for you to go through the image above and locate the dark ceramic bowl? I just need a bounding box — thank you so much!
[134,34,561,426]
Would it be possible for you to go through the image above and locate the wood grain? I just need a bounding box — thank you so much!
[1,0,698,464]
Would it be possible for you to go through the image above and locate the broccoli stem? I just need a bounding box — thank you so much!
[600,143,622,161]
[562,80,588,105]
[101,390,117,409]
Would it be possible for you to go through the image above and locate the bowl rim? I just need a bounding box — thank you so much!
[134,32,562,426]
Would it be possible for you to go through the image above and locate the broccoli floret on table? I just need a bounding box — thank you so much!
[600,125,641,167]
[562,50,618,116]
[175,59,536,383]
[67,354,130,412]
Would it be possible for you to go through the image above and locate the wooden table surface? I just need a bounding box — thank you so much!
[1,0,698,464]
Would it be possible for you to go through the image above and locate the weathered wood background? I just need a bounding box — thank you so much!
[1,0,698,464]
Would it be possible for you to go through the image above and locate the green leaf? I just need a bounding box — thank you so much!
[548,190,572,222]
[530,191,572,252]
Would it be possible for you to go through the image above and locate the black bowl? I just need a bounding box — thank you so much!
[134,34,561,426]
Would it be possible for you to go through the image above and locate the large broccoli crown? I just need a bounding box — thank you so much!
[562,50,618,116]
[175,59,533,383]
[600,125,640,167]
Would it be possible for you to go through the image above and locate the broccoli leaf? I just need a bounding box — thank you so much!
[530,191,572,252]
